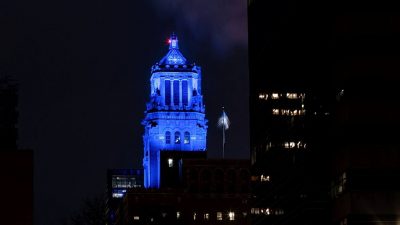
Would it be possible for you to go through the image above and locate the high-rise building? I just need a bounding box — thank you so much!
[329,1,400,224]
[248,0,333,224]
[142,33,208,188]
[248,0,400,224]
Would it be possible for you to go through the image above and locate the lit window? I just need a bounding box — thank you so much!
[176,211,181,219]
[228,212,235,221]
[251,208,260,215]
[332,172,347,198]
[265,208,270,215]
[271,93,279,99]
[258,93,268,100]
[193,212,197,220]
[168,158,173,167]
[204,213,210,220]
[217,212,223,220]
[284,142,289,148]
[112,193,124,198]
[184,132,190,144]
[175,131,181,144]
[165,131,171,144]
[272,109,279,115]
[133,216,140,220]
[286,93,298,99]
[260,175,270,182]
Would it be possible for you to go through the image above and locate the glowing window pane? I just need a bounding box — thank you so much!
[134,216,140,220]
[168,158,173,167]
[184,132,190,144]
[204,213,210,220]
[217,212,223,220]
[228,212,235,221]
[271,93,279,99]
[175,132,181,144]
[286,93,298,99]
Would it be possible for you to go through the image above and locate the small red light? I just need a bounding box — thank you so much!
[168,39,171,44]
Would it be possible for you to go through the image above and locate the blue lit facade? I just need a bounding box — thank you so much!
[142,34,208,188]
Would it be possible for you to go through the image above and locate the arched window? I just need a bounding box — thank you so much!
[174,131,181,144]
[184,132,190,144]
[165,131,171,144]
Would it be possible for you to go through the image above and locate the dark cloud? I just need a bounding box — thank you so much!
[150,0,248,53]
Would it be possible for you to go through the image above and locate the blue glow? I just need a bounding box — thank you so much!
[142,34,208,188]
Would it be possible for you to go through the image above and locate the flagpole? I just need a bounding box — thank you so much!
[218,106,229,160]
[222,108,225,159]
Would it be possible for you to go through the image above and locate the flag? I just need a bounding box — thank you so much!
[218,110,230,130]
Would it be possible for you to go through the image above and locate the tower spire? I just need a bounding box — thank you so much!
[169,33,179,50]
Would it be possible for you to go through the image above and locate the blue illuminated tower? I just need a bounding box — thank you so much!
[142,34,208,188]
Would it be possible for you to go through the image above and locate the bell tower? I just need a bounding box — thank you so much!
[142,34,208,188]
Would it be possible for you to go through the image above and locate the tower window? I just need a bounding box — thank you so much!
[168,158,173,167]
[165,80,171,105]
[228,212,235,221]
[217,212,223,220]
[173,80,180,106]
[165,131,171,144]
[175,132,181,144]
[182,80,188,105]
[184,132,190,144]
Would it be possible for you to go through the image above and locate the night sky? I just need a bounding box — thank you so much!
[1,0,249,224]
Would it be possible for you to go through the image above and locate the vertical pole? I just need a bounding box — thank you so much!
[222,108,225,159]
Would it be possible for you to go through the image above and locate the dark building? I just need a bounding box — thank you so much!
[159,151,206,188]
[116,159,251,225]
[0,75,33,225]
[329,1,400,223]
[0,75,18,150]
[249,0,400,224]
[248,0,332,224]
[106,169,144,225]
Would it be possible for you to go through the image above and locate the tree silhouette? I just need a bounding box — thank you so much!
[64,195,107,225]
